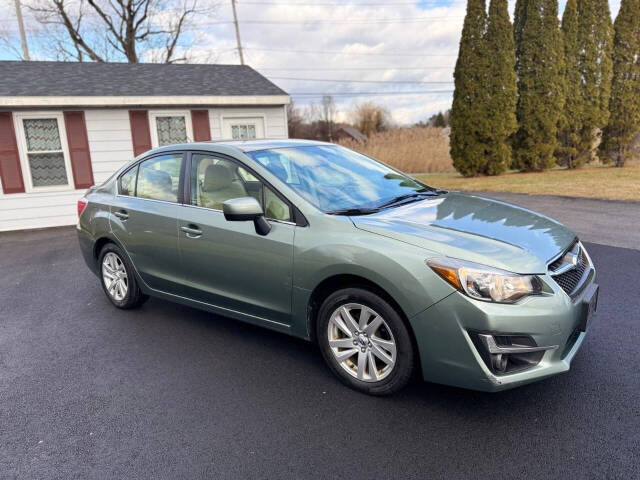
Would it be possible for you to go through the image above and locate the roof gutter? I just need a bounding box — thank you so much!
[0,94,291,108]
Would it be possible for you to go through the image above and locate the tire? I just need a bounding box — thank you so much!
[98,243,148,309]
[316,287,414,395]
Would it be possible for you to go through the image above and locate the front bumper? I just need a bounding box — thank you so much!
[409,274,598,392]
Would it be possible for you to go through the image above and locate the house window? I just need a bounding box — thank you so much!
[156,116,187,145]
[23,119,68,187]
[222,116,264,140]
[14,114,74,191]
[231,124,256,140]
[149,111,193,148]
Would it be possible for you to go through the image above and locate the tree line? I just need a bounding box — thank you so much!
[287,97,394,141]
[450,0,640,176]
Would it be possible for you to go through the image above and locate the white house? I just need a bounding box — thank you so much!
[0,61,290,232]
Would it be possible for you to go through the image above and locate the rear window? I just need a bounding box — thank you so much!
[119,166,137,196]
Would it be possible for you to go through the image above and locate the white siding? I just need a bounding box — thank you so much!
[0,104,287,232]
[85,109,135,184]
[0,189,84,231]
[209,106,288,140]
[0,108,134,232]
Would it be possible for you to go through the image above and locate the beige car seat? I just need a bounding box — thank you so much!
[200,164,248,210]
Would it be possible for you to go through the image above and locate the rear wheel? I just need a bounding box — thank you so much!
[317,288,414,395]
[99,243,147,309]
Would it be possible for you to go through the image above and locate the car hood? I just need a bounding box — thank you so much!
[352,192,576,273]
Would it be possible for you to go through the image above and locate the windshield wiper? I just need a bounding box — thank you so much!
[326,207,380,216]
[326,189,447,216]
[376,190,441,210]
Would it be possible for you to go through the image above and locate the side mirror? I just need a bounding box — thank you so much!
[222,197,272,236]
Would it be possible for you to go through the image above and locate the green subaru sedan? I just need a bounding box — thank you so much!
[77,140,598,395]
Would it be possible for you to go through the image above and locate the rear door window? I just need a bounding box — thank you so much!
[136,153,182,203]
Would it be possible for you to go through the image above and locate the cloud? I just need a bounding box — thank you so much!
[1,0,623,125]
[187,0,467,125]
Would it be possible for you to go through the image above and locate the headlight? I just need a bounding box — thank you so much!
[426,257,542,304]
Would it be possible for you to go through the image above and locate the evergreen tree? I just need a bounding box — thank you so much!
[513,0,526,60]
[577,0,614,160]
[512,0,565,171]
[433,112,446,128]
[450,0,488,176]
[483,0,518,175]
[600,0,640,167]
[557,0,583,168]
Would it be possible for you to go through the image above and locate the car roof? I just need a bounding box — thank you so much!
[214,139,331,152]
[150,138,332,156]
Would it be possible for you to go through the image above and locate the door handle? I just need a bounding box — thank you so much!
[180,225,202,238]
[114,210,129,220]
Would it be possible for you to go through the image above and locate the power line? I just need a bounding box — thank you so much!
[268,76,453,84]
[290,90,454,97]
[246,47,457,57]
[238,1,452,5]
[196,15,463,25]
[258,66,454,70]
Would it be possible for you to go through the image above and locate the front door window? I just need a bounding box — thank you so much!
[190,154,291,221]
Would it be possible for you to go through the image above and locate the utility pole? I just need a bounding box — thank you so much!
[231,0,244,65]
[14,0,30,60]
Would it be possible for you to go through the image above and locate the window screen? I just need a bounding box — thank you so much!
[231,124,256,140]
[22,118,68,187]
[156,116,188,146]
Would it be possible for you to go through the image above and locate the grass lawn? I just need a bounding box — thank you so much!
[415,165,640,202]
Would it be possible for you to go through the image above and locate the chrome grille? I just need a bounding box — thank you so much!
[549,242,590,297]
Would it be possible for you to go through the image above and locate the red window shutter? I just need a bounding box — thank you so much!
[0,112,25,194]
[129,110,152,156]
[63,111,95,189]
[191,110,211,142]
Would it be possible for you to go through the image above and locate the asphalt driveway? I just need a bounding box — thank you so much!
[1,194,639,479]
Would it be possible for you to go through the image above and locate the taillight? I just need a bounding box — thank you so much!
[77,197,88,217]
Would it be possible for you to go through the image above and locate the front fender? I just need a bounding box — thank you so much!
[290,218,455,338]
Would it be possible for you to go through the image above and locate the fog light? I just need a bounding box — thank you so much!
[471,333,558,375]
[491,353,508,373]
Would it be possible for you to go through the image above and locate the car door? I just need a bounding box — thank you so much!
[177,152,295,326]
[110,152,184,294]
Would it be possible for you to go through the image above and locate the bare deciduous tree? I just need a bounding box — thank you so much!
[25,0,211,63]
[286,101,305,138]
[350,101,392,137]
[320,95,336,141]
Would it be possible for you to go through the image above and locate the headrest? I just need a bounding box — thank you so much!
[203,163,233,191]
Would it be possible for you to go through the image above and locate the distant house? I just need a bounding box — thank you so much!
[0,61,289,231]
[334,125,367,143]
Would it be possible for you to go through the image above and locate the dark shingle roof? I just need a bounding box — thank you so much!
[0,61,288,97]
[337,125,367,142]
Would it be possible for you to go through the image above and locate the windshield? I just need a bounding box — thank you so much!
[245,145,431,212]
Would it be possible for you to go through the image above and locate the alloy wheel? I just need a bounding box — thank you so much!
[102,252,128,302]
[327,303,397,382]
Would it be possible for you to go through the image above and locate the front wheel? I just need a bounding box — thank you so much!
[99,243,147,309]
[317,288,414,395]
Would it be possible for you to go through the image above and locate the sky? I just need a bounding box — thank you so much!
[0,0,623,126]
